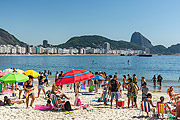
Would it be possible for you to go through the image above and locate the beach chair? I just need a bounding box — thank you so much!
[157,103,168,118]
[139,101,151,117]
[176,101,180,118]
[50,94,64,111]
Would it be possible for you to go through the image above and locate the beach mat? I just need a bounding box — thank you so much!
[34,105,52,110]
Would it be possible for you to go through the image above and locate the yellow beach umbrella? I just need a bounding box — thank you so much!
[23,70,40,77]
[16,69,24,74]
[3,68,13,72]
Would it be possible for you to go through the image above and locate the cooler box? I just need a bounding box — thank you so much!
[118,99,125,107]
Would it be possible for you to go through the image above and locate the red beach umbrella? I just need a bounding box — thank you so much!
[0,71,11,77]
[55,69,94,85]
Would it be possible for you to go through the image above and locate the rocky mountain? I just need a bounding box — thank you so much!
[0,28,27,47]
[56,35,144,50]
[150,45,167,54]
[130,32,153,48]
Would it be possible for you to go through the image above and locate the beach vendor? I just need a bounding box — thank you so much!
[23,75,35,108]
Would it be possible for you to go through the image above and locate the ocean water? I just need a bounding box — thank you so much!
[0,55,180,92]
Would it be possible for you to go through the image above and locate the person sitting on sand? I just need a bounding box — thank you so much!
[51,83,70,100]
[51,83,61,94]
[157,96,171,118]
[168,86,180,102]
[23,75,35,108]
[143,93,156,117]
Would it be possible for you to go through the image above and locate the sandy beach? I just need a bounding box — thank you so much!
[0,82,172,120]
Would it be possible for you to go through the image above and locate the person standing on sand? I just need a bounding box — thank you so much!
[109,75,120,108]
[141,76,146,89]
[12,67,18,90]
[133,74,139,90]
[126,78,136,108]
[152,75,156,86]
[157,74,163,86]
[122,75,127,91]
[55,71,59,82]
[37,73,46,98]
[44,70,49,87]
[94,72,99,93]
[23,75,35,108]
[58,71,63,90]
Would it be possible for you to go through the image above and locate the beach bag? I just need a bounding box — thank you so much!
[64,101,72,111]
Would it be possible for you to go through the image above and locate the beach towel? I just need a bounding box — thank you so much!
[34,105,53,110]
[3,90,13,94]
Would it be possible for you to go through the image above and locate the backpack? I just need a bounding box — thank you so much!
[64,101,72,111]
[111,79,118,92]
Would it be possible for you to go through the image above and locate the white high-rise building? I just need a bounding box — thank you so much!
[103,42,110,54]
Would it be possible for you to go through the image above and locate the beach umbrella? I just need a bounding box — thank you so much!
[0,72,29,83]
[23,70,40,77]
[92,75,105,80]
[16,69,24,74]
[55,69,94,85]
[0,71,11,77]
[3,68,13,72]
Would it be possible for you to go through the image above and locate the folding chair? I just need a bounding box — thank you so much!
[50,94,65,111]
[139,101,151,117]
[157,103,168,118]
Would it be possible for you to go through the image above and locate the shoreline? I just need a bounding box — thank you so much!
[0,54,179,56]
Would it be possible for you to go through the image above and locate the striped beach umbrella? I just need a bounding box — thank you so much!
[55,69,94,85]
[0,71,11,77]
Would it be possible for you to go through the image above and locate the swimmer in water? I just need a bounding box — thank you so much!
[128,60,130,65]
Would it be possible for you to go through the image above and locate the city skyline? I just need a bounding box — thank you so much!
[0,0,180,47]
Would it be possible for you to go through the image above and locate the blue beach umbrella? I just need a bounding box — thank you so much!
[92,75,105,80]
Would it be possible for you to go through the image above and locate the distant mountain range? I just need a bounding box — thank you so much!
[0,28,180,55]
[56,35,144,50]
[0,28,26,47]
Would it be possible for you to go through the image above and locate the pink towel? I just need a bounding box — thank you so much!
[34,105,52,110]
[3,90,13,94]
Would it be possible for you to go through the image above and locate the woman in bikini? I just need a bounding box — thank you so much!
[23,75,35,108]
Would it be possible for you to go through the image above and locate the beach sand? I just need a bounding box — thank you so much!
[0,84,172,120]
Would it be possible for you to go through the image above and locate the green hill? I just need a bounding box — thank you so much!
[56,35,144,50]
[0,28,27,47]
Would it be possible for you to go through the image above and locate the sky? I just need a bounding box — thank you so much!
[0,0,180,47]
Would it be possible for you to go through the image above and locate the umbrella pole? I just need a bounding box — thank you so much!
[74,83,75,93]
